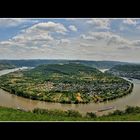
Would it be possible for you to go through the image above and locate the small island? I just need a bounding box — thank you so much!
[0,63,133,104]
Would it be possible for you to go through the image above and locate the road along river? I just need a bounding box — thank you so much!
[0,68,140,116]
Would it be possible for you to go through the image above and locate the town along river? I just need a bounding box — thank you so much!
[0,68,140,116]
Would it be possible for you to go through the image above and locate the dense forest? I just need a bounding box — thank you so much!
[0,63,133,104]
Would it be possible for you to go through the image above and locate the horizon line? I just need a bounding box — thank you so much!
[0,58,140,63]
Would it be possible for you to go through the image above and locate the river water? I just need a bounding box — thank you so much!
[0,68,140,116]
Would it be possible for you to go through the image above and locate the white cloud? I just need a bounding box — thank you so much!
[0,18,140,62]
[86,18,110,29]
[118,46,131,50]
[80,34,95,40]
[89,31,112,40]
[131,40,140,46]
[123,18,137,25]
[59,39,70,44]
[0,21,69,52]
[80,43,95,47]
[81,31,130,46]
[0,18,38,27]
[26,22,67,34]
[68,25,77,32]
[107,35,129,46]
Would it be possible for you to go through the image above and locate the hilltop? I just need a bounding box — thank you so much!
[0,59,129,69]
[25,63,101,76]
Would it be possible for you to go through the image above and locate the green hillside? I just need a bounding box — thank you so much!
[0,63,133,104]
[0,63,16,70]
[27,63,101,76]
[106,64,140,79]
[0,59,129,69]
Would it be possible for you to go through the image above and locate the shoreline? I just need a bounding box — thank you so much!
[0,68,137,117]
[0,76,134,105]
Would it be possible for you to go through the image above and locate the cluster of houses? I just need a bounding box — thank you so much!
[36,80,131,99]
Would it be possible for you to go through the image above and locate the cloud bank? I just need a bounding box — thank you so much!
[0,18,140,62]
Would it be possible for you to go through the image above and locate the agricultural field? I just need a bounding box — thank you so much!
[0,63,133,104]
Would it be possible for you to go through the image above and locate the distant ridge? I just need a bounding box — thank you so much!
[0,59,130,69]
[106,64,140,79]
[28,63,101,76]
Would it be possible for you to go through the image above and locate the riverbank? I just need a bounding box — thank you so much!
[0,65,133,105]
[0,67,29,76]
[0,106,140,121]
[0,68,139,117]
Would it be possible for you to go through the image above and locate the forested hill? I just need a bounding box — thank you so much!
[106,64,140,79]
[0,63,133,104]
[27,63,101,76]
[0,59,129,69]
[0,63,16,70]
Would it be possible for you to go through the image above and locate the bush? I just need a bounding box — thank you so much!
[33,108,82,117]
[125,106,140,114]
[33,108,47,114]
[86,112,97,118]
[109,110,124,116]
[107,106,140,116]
[66,110,82,117]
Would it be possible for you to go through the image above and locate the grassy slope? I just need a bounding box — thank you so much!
[0,106,88,121]
[0,106,140,121]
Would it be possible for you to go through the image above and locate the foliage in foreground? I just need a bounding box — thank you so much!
[1,106,140,121]
[33,108,82,117]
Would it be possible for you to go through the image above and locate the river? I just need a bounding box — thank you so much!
[0,68,140,116]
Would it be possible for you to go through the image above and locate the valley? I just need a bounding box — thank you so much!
[1,18,140,121]
[0,63,133,104]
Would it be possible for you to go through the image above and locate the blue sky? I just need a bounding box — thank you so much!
[0,18,140,62]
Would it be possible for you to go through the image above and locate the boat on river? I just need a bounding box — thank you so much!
[97,106,115,112]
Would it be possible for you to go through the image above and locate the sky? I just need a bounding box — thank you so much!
[0,18,140,62]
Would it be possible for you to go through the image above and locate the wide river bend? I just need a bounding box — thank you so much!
[0,68,140,116]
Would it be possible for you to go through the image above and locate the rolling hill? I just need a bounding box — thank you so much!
[0,59,129,69]
[0,63,133,104]
[106,64,140,80]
